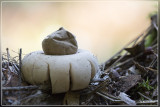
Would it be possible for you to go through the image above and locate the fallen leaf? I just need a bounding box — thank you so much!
[115,75,141,92]
[125,40,145,56]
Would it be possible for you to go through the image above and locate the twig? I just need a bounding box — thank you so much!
[84,94,95,105]
[151,37,157,46]
[114,52,144,69]
[92,100,98,105]
[6,48,10,69]
[150,77,157,86]
[144,57,157,78]
[105,53,128,72]
[152,43,157,50]
[145,67,157,73]
[137,92,152,101]
[149,57,157,68]
[12,63,19,72]
[114,58,133,69]
[12,50,26,55]
[19,90,43,103]
[2,85,39,91]
[18,48,22,105]
[99,91,120,100]
[10,65,18,75]
[133,61,148,74]
[152,86,158,98]
[136,100,158,105]
[19,48,22,83]
[96,92,123,103]
[89,79,110,95]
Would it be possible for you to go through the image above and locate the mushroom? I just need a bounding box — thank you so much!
[22,28,99,94]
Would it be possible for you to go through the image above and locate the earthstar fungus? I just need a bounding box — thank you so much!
[22,27,99,94]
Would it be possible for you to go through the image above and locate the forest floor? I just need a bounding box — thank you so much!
[1,14,158,106]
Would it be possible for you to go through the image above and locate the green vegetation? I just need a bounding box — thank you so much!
[138,77,153,91]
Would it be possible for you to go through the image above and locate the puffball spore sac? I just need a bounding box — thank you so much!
[42,27,78,55]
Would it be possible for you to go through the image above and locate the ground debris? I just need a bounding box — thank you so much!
[79,14,158,105]
[118,92,136,105]
[114,75,141,92]
[136,100,158,105]
[125,40,145,57]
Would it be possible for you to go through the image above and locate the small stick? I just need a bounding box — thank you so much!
[96,92,123,103]
[12,63,19,72]
[19,48,22,82]
[11,65,19,75]
[84,94,95,105]
[6,48,10,69]
[2,85,39,91]
[145,57,157,77]
[145,67,157,73]
[114,52,143,69]
[100,91,120,100]
[19,90,42,102]
[149,57,157,68]
[18,48,22,105]
[105,52,128,72]
[89,79,110,95]
[152,43,157,50]
[137,100,158,105]
[12,50,26,55]
[137,92,152,101]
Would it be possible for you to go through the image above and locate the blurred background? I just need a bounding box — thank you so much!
[1,1,158,63]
